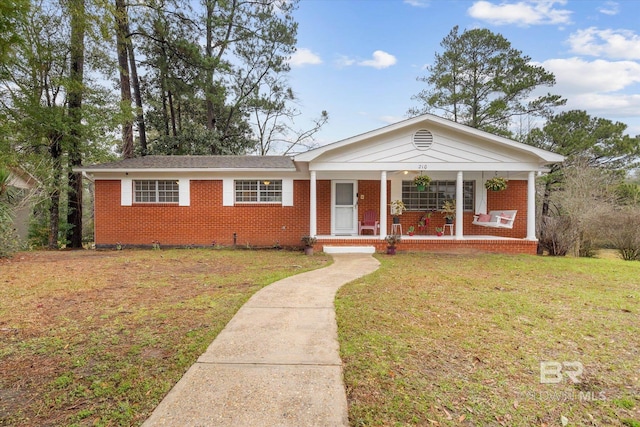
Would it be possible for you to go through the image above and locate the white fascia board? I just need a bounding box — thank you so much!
[80,167,297,174]
[309,162,548,172]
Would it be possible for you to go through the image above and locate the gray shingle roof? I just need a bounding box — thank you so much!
[81,155,296,171]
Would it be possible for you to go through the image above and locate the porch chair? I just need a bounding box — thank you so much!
[358,210,379,235]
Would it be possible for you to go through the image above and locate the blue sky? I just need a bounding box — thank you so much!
[286,0,640,145]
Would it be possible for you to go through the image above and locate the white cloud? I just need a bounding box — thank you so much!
[358,50,397,69]
[567,27,640,60]
[540,57,640,93]
[467,0,572,26]
[598,1,619,15]
[562,93,640,120]
[335,55,356,68]
[403,0,430,7]
[289,48,322,67]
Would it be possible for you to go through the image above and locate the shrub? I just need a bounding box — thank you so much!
[608,208,640,261]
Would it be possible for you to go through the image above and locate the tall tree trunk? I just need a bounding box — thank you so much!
[115,0,134,158]
[168,89,177,137]
[49,134,62,249]
[204,0,236,154]
[127,41,146,155]
[66,0,85,249]
[205,0,216,133]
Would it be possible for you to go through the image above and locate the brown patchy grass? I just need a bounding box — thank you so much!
[336,253,640,427]
[0,249,329,427]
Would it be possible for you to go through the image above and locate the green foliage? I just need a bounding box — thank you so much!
[137,0,301,155]
[413,174,431,188]
[0,0,29,62]
[409,25,565,136]
[616,182,640,206]
[484,176,508,191]
[528,110,640,172]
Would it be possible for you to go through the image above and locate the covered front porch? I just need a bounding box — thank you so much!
[293,114,564,255]
[307,170,538,241]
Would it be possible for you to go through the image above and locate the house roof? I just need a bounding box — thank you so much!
[294,113,565,165]
[79,155,297,173]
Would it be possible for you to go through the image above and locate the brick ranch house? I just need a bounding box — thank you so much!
[79,114,564,254]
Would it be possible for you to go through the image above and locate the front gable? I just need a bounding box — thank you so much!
[295,114,563,172]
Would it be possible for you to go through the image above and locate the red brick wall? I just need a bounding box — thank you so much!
[94,178,530,250]
[317,180,331,235]
[94,180,311,247]
[468,180,527,238]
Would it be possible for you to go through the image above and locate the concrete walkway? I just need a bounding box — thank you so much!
[142,254,380,427]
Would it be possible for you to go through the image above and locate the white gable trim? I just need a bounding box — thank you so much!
[295,113,564,164]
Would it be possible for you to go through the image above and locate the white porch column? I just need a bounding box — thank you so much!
[309,170,317,236]
[526,171,537,240]
[379,171,387,239]
[455,171,464,239]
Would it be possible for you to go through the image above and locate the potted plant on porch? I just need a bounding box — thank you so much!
[390,199,406,224]
[435,227,444,236]
[485,176,508,191]
[441,199,456,224]
[413,174,431,191]
[417,211,432,233]
[301,235,317,256]
[385,234,401,255]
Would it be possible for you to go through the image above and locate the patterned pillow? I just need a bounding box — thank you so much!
[478,214,492,222]
[500,213,512,224]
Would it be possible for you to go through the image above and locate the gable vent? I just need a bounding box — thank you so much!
[413,129,433,150]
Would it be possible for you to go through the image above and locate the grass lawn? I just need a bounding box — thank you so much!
[336,253,640,426]
[0,249,329,426]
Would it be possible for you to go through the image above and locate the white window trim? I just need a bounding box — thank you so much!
[121,178,190,206]
[223,178,293,206]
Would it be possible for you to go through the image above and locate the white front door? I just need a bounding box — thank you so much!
[332,181,358,235]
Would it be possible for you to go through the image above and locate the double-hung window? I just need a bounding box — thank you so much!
[402,180,475,211]
[235,180,282,203]
[134,180,179,203]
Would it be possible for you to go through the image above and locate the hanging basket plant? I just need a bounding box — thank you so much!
[485,176,508,191]
[413,174,432,191]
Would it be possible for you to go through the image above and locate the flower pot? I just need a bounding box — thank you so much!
[445,218,454,224]
[304,246,314,256]
[436,232,443,236]
[408,232,414,236]
[386,246,396,255]
[416,184,426,191]
[392,216,400,224]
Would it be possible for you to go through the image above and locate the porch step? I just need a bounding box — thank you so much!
[323,245,376,254]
